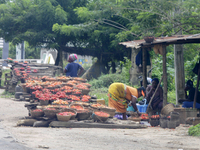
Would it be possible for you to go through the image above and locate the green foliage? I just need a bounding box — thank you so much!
[89,58,132,89]
[119,57,132,81]
[188,123,200,137]
[0,0,88,66]
[0,90,15,98]
[89,73,128,89]
[82,63,92,71]
[151,46,175,91]
[8,42,41,59]
[167,91,176,104]
[1,69,11,87]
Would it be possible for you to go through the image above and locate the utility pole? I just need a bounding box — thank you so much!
[21,41,25,60]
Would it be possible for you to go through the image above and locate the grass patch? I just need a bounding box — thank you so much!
[188,123,200,137]
[1,69,12,87]
[0,90,15,98]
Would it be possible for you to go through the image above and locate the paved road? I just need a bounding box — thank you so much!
[0,88,30,150]
[0,121,31,150]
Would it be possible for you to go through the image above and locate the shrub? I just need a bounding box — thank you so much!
[188,123,200,137]
[167,91,176,104]
[89,73,130,89]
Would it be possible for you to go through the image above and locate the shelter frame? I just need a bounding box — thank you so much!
[120,34,200,108]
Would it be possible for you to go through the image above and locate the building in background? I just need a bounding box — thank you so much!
[0,38,3,49]
[16,42,25,60]
[40,48,57,64]
[0,39,92,65]
[64,52,92,65]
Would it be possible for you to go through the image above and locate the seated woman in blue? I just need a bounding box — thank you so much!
[178,80,200,109]
[64,54,84,77]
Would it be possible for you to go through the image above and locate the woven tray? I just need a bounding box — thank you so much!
[92,113,110,122]
[76,109,92,120]
[161,103,174,115]
[72,78,87,83]
[59,108,77,120]
[58,79,71,82]
[44,109,60,118]
[72,102,90,107]
[128,117,142,122]
[150,119,160,127]
[56,114,71,121]
[40,100,49,105]
[44,78,58,81]
[69,103,85,110]
[30,110,44,118]
[100,107,116,118]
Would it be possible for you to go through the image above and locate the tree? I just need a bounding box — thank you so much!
[53,0,134,73]
[0,0,87,67]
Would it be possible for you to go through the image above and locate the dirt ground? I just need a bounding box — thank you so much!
[0,94,200,150]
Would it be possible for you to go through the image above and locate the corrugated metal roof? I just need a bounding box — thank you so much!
[119,34,200,49]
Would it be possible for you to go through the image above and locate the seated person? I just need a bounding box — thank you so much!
[146,78,163,110]
[178,80,200,109]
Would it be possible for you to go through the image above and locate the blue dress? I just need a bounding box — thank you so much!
[65,62,82,77]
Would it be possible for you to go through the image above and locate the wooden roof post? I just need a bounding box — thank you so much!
[162,45,167,106]
[142,48,147,88]
[174,44,185,104]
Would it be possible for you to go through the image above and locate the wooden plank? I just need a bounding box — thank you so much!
[162,45,167,107]
[0,86,6,89]
[29,67,49,69]
[24,103,38,107]
[5,76,12,78]
[28,73,54,76]
[49,121,148,129]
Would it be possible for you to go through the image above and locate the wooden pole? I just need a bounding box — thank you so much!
[142,48,147,88]
[174,44,185,104]
[162,45,168,107]
[193,61,200,108]
[146,76,163,113]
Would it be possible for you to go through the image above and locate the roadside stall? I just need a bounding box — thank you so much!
[7,60,146,129]
[120,34,200,128]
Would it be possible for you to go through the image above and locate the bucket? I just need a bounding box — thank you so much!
[137,104,148,113]
[127,105,135,112]
[161,103,174,115]
[137,99,148,113]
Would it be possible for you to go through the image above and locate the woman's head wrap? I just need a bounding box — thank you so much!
[152,78,159,84]
[68,54,78,62]
[137,87,146,97]
[186,80,193,88]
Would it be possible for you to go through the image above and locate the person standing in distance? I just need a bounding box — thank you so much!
[64,54,84,77]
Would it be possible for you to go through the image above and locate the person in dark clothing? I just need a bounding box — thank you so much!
[146,78,163,110]
[64,54,84,77]
[178,80,200,109]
